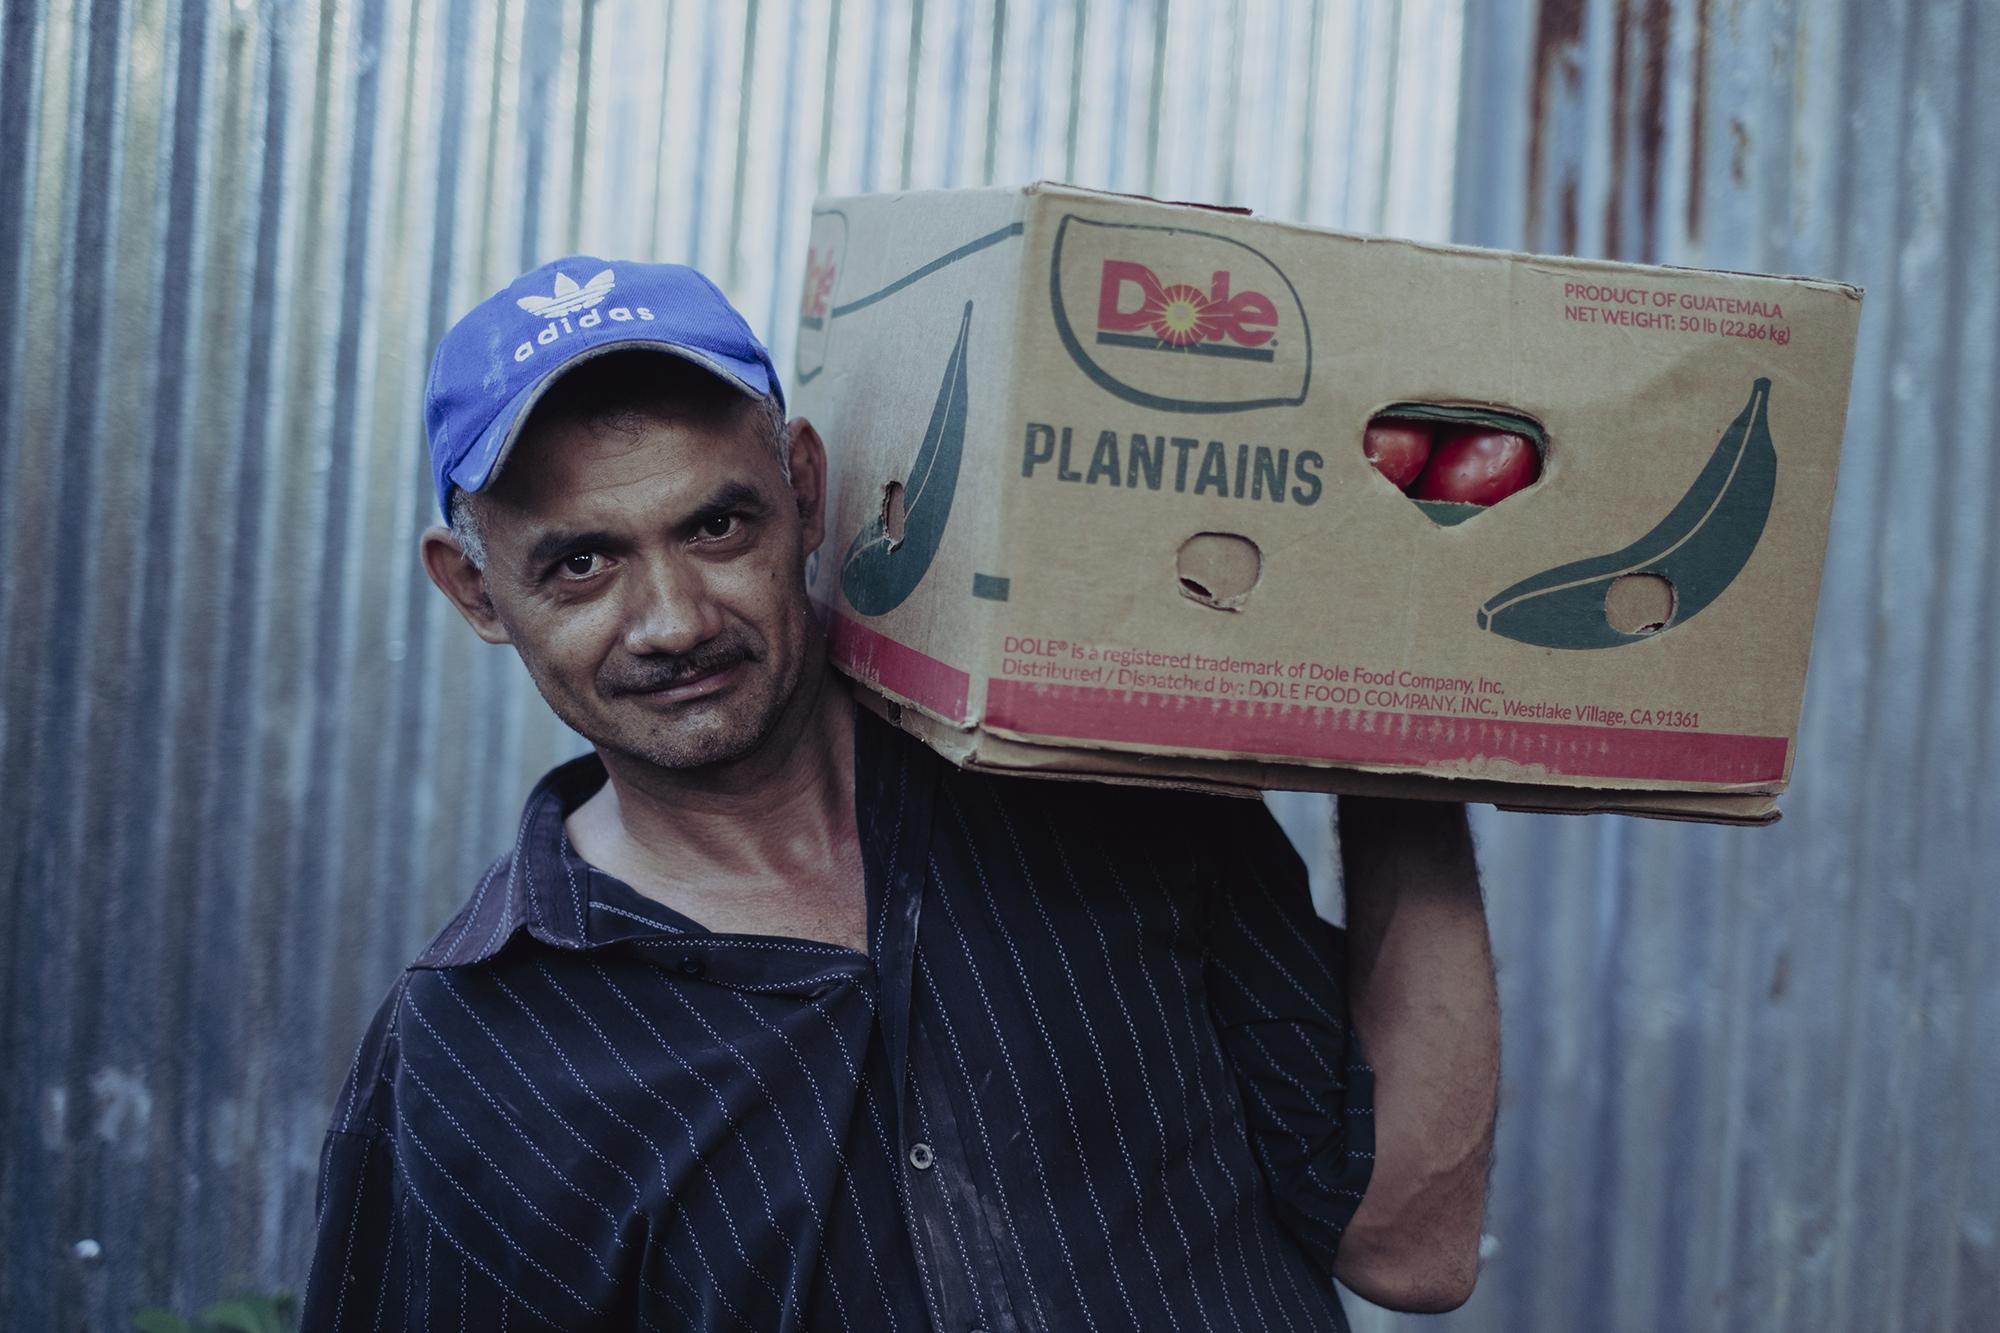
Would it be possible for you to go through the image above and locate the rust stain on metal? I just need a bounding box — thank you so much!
[1607,0,1678,260]
[1606,0,1633,256]
[1527,0,1588,245]
[1687,0,1711,238]
[1637,0,1672,261]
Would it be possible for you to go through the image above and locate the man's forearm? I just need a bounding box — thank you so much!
[1331,794,1499,1312]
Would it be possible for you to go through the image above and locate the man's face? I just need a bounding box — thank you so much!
[462,395,823,772]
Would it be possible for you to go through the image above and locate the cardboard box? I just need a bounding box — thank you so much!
[793,184,1863,824]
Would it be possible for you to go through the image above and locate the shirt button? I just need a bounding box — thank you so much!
[908,1142,934,1170]
[676,954,707,978]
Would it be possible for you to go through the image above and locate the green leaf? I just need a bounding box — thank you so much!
[132,1312,195,1333]
[197,1294,292,1333]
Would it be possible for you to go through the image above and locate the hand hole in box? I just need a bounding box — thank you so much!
[1177,533,1261,611]
[1604,572,1677,635]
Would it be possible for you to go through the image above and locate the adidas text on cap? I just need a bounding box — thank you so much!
[424,256,786,520]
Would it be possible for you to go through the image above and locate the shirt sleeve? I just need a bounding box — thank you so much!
[301,971,408,1329]
[1202,796,1376,1267]
[301,1126,409,1329]
[301,974,609,1331]
[300,977,496,1332]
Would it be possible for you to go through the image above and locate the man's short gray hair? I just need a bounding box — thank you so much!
[445,361,789,572]
[447,487,489,569]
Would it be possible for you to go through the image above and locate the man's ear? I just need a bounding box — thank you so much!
[419,527,512,644]
[785,416,830,553]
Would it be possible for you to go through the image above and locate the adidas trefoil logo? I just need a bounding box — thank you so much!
[516,268,614,318]
[511,267,658,363]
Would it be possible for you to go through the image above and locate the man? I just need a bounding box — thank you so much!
[303,256,1499,1330]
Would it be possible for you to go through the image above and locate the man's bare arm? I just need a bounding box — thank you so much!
[1330,795,1499,1313]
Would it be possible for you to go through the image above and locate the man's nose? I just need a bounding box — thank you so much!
[619,556,724,655]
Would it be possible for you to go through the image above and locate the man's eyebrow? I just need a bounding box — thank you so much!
[523,528,620,569]
[687,481,771,522]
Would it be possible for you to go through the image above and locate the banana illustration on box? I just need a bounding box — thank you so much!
[1477,379,1778,649]
[841,302,973,616]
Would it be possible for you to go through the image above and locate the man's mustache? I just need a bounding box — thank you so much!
[605,637,755,693]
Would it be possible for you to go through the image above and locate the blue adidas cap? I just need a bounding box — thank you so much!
[424,255,785,520]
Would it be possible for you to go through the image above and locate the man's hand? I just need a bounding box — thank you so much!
[1331,795,1498,1313]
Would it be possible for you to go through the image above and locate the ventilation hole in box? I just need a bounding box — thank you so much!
[880,480,906,548]
[1176,533,1261,611]
[1605,573,1676,635]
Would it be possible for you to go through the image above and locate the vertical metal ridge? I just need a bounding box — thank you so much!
[35,2,130,1318]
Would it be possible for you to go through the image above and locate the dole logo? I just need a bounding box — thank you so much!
[796,207,849,386]
[511,268,657,362]
[1050,214,1309,413]
[1094,261,1278,359]
[800,246,838,328]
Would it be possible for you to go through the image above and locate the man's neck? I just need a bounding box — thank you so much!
[564,668,865,939]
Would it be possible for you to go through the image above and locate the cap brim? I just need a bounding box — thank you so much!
[447,339,776,499]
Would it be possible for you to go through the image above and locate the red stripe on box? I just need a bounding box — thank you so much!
[984,679,1788,785]
[831,614,972,722]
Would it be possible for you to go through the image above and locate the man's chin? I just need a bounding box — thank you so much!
[601,695,786,773]
[631,730,766,772]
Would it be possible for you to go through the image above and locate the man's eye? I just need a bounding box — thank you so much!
[558,552,605,579]
[696,514,741,541]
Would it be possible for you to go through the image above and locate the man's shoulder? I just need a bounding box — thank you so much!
[410,851,523,969]
[323,754,604,1146]
[325,934,534,1142]
[325,970,412,1138]
[410,752,608,969]
[325,842,535,1137]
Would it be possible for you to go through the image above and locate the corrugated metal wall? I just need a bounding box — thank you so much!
[1446,1,1999,1331]
[0,0,1465,1325]
[5,0,1992,1328]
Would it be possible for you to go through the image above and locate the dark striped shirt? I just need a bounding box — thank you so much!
[303,709,1374,1330]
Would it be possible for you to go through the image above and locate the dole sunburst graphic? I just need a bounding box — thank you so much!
[1050,214,1309,413]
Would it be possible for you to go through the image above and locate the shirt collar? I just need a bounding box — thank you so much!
[415,751,607,969]
[412,704,936,971]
